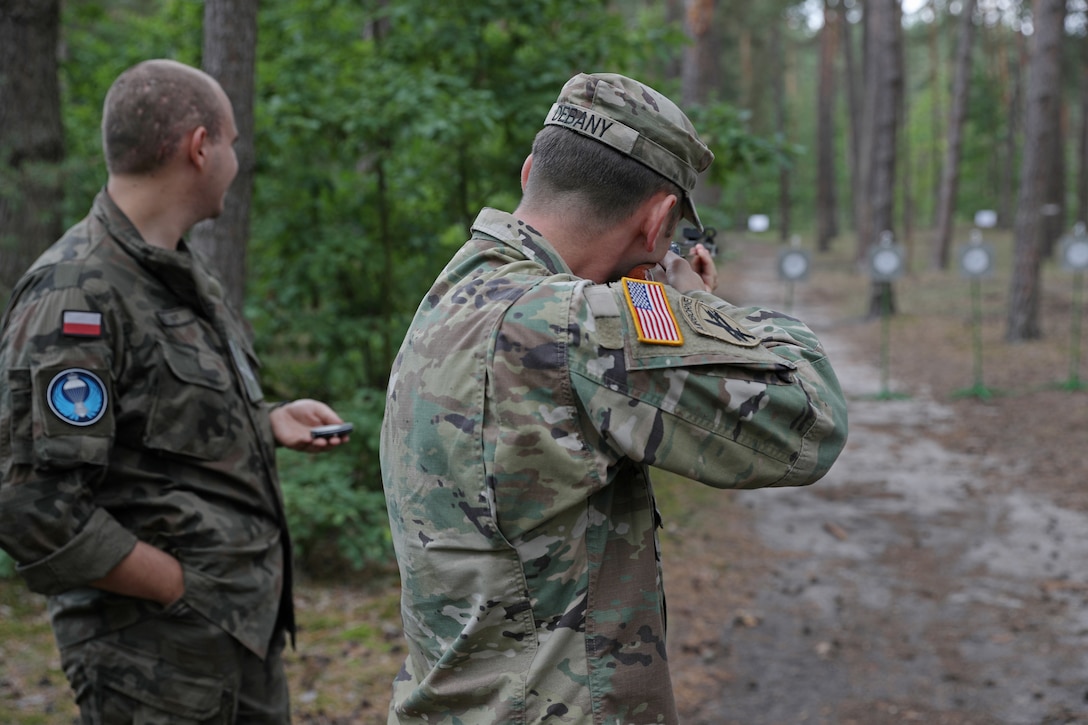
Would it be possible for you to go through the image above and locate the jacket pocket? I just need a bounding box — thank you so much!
[73,639,231,723]
[143,342,233,461]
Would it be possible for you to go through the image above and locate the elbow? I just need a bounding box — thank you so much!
[778,362,849,488]
[776,406,847,488]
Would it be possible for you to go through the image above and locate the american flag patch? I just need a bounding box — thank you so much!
[62,310,103,338]
[621,278,683,345]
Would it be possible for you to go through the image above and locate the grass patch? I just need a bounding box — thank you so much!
[0,581,77,724]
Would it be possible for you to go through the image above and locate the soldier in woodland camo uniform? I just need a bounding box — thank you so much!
[380,72,848,724]
[0,60,349,724]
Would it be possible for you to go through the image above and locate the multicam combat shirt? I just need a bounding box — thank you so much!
[0,191,292,659]
[380,208,848,723]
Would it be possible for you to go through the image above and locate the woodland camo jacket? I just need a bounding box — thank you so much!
[379,208,848,724]
[0,191,293,659]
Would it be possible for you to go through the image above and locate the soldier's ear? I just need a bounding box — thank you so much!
[520,154,533,192]
[641,192,678,254]
[186,126,210,170]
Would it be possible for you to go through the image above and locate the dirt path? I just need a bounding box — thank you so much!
[672,241,1088,725]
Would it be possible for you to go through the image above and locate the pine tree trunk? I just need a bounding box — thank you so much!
[999,32,1026,230]
[862,0,903,317]
[1079,46,1088,226]
[682,0,720,216]
[0,0,64,299]
[773,21,791,243]
[930,0,978,270]
[842,9,862,236]
[189,0,259,319]
[1007,0,1066,341]
[815,0,839,252]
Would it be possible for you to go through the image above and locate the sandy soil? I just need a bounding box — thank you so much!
[664,236,1088,725]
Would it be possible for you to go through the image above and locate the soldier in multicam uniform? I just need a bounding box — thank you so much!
[380,72,849,724]
[0,60,349,723]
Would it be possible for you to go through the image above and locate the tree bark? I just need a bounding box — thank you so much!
[859,0,903,317]
[1040,93,1066,257]
[842,5,863,238]
[0,0,64,299]
[930,0,979,270]
[1079,37,1088,226]
[998,30,1026,230]
[1007,0,1066,341]
[681,0,720,215]
[681,0,717,106]
[189,0,259,318]
[927,1,943,228]
[815,0,839,252]
[772,20,791,243]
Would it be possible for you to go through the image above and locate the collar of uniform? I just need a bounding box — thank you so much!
[469,207,572,277]
[92,190,207,312]
[92,190,190,266]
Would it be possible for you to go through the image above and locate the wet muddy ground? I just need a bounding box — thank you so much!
[666,240,1088,725]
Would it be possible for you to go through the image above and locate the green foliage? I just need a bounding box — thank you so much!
[277,387,390,575]
[0,550,15,579]
[247,0,654,399]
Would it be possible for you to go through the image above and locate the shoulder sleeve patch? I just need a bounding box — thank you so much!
[62,310,103,338]
[620,277,683,346]
[678,296,761,347]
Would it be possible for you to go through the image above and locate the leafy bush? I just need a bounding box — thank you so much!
[277,387,393,576]
[0,550,15,580]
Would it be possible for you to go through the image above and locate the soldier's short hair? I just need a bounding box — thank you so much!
[540,73,713,231]
[526,125,684,229]
[102,60,224,176]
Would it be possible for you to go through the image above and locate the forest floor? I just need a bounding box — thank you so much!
[2,231,1088,724]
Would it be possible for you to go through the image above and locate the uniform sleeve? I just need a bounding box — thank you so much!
[568,282,847,489]
[0,279,137,594]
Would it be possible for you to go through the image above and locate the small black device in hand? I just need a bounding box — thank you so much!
[310,422,354,439]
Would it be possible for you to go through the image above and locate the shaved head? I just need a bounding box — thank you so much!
[102,59,226,176]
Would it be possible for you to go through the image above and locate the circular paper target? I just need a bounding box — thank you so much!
[958,243,994,278]
[778,249,810,281]
[869,245,904,281]
[1061,234,1088,271]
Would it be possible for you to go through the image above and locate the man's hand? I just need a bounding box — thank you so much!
[688,243,718,293]
[270,398,350,453]
[659,246,717,294]
[91,541,185,607]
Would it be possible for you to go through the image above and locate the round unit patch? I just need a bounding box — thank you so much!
[47,369,108,426]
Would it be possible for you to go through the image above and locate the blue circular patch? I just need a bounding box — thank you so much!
[47,369,108,427]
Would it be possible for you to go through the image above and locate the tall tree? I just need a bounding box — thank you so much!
[682,0,720,214]
[1007,0,1067,341]
[926,0,944,228]
[930,0,980,270]
[1040,90,1066,255]
[1079,31,1088,225]
[681,0,718,105]
[0,0,64,300]
[815,0,841,252]
[998,23,1027,229]
[841,4,862,233]
[189,0,259,317]
[772,18,791,242]
[857,0,903,316]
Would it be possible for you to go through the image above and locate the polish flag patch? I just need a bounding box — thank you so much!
[62,310,103,338]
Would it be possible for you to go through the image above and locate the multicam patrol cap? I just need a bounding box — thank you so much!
[545,72,715,231]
